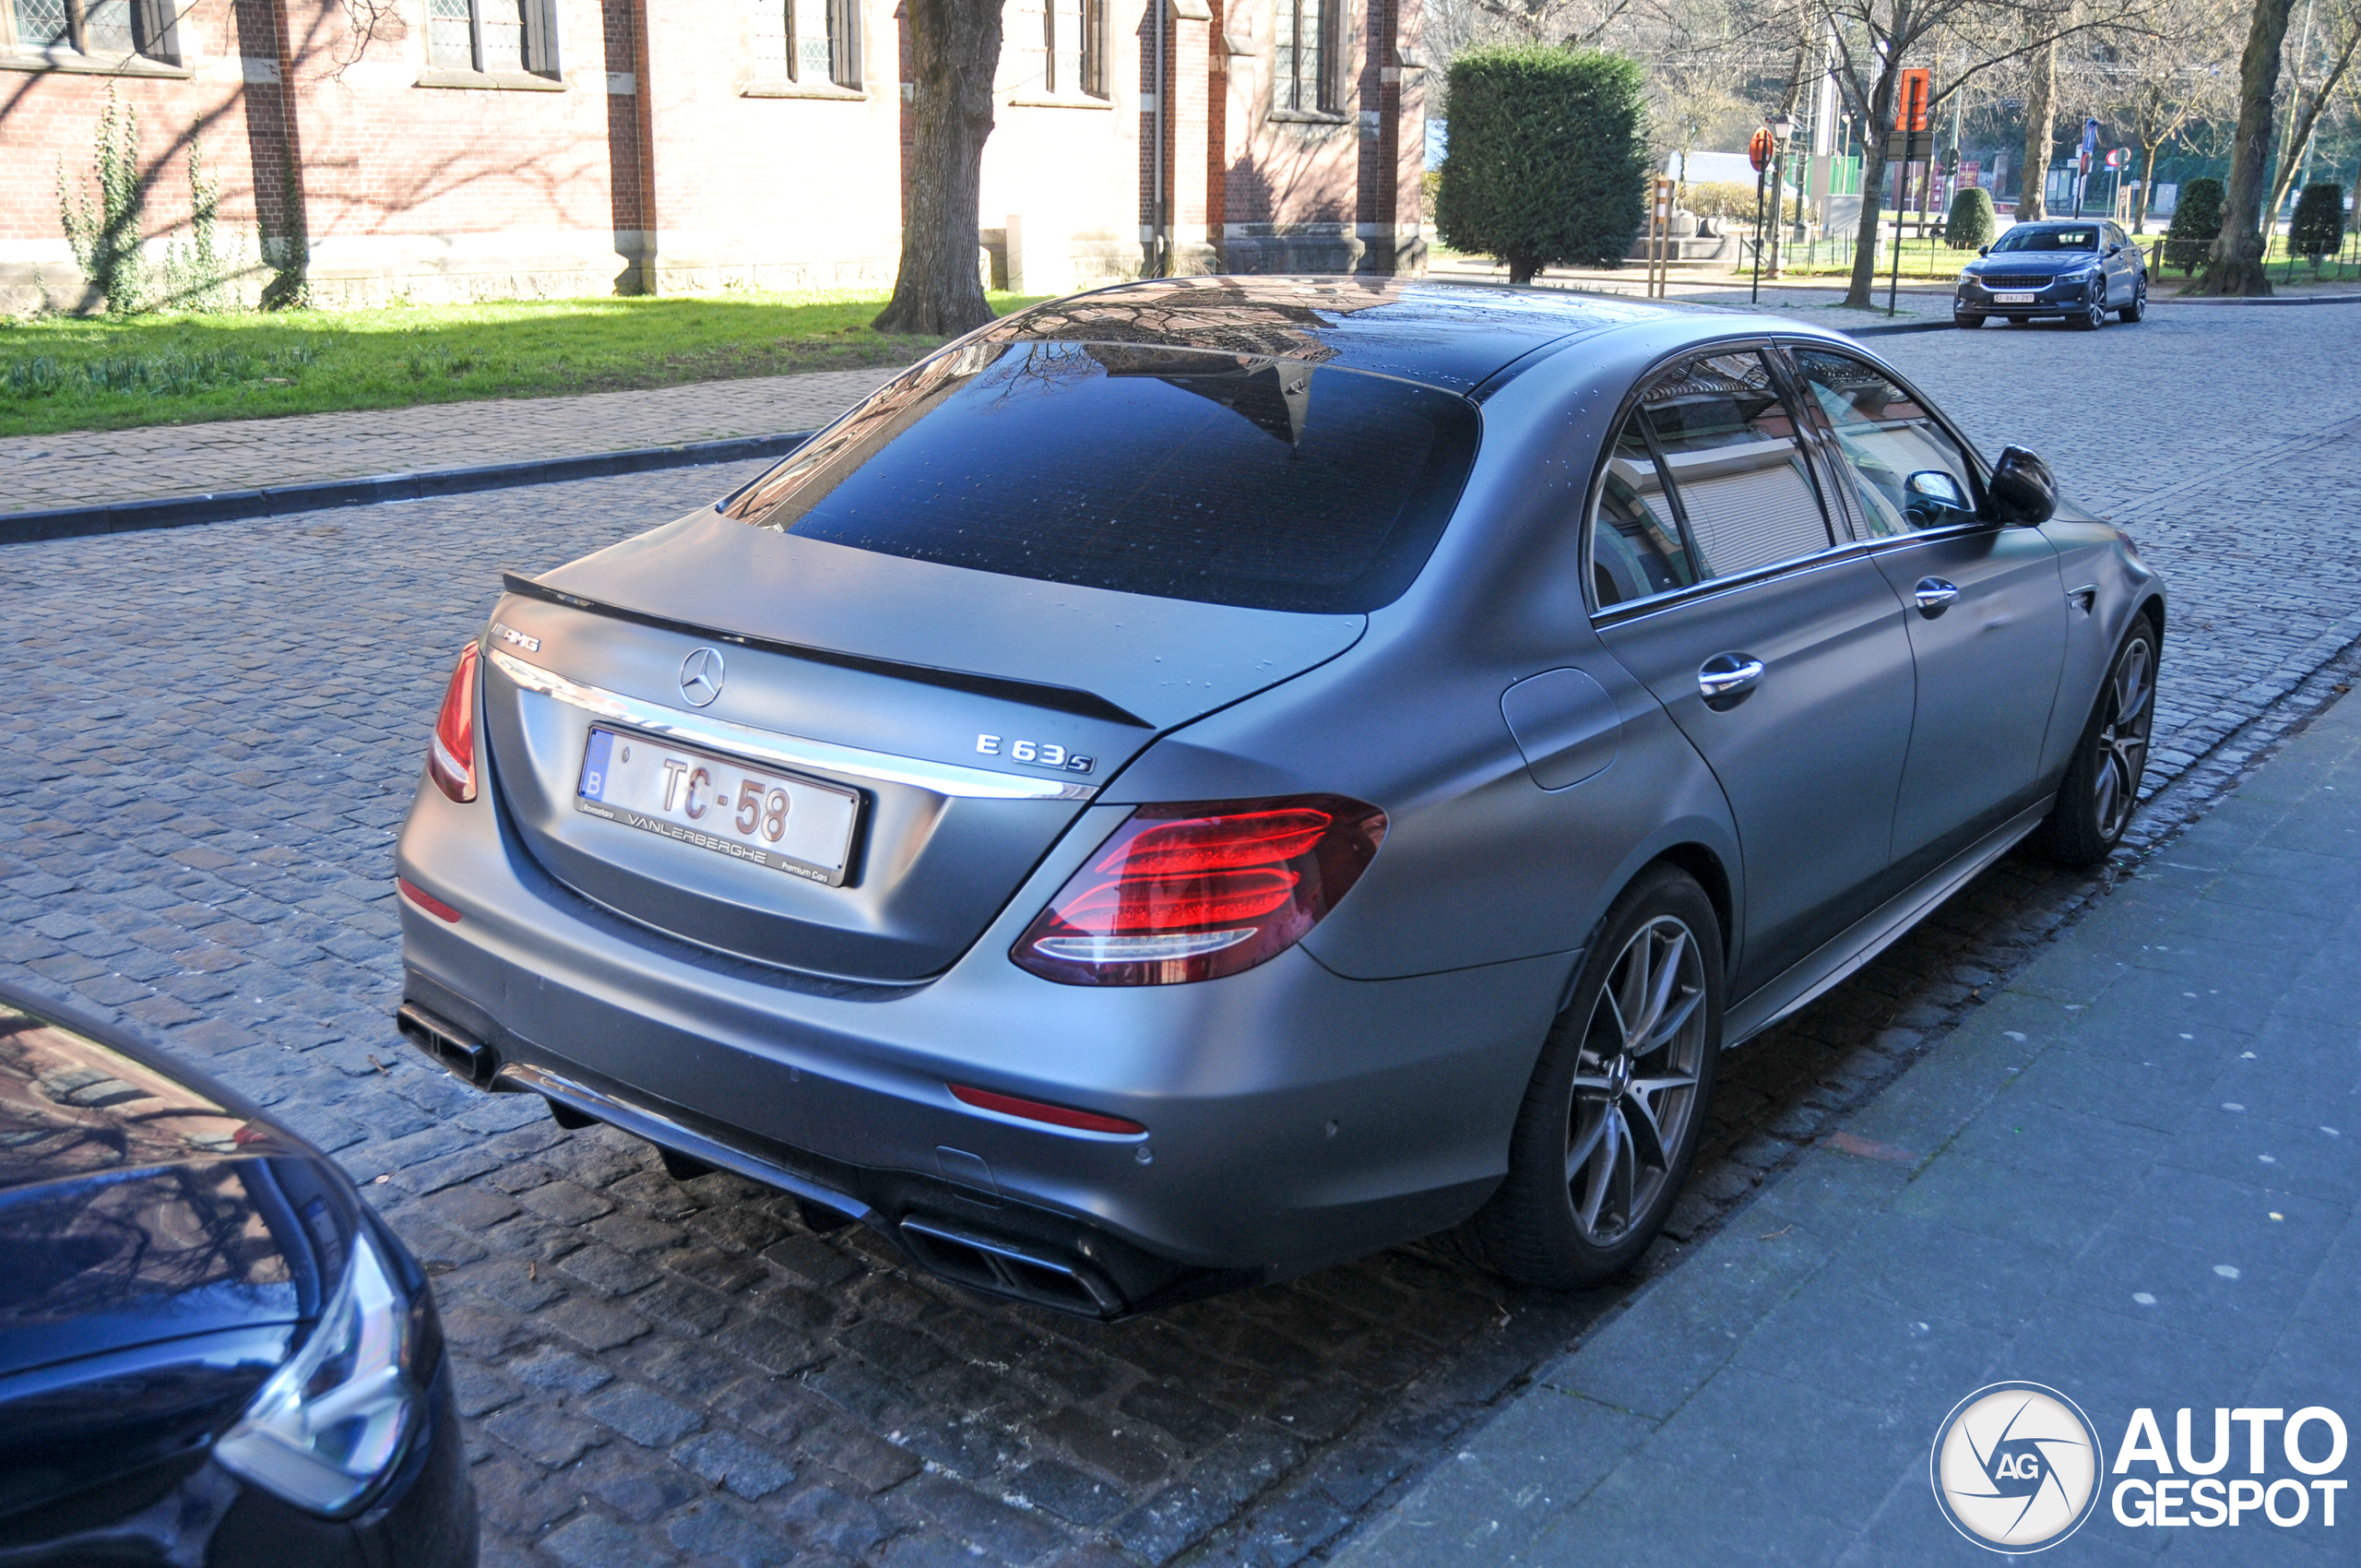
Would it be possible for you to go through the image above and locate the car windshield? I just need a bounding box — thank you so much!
[718,340,1481,614]
[1991,226,2100,253]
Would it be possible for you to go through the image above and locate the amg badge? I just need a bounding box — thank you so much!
[978,734,1094,774]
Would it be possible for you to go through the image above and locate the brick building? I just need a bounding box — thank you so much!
[0,0,1426,312]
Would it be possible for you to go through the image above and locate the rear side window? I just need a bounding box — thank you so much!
[1590,350,1832,608]
[720,340,1479,613]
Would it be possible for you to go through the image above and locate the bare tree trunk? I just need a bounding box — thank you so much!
[2019,37,2056,222]
[1843,68,1897,309]
[2267,31,2361,220]
[1767,0,1814,279]
[2134,139,2162,233]
[874,0,1003,335]
[2200,0,2296,296]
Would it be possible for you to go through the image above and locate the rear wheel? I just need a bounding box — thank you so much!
[2040,619,2159,865]
[2118,277,2147,323]
[1457,865,1722,1289]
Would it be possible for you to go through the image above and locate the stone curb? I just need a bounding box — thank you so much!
[0,428,816,547]
[2157,290,2361,306]
[1843,317,1956,337]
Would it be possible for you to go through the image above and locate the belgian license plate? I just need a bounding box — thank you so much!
[1994,292,2036,304]
[575,728,859,886]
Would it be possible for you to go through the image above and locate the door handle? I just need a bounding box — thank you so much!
[2068,584,2097,613]
[1698,652,1764,709]
[1914,577,1960,615]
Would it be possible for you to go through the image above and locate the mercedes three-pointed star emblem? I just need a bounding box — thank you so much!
[678,647,726,707]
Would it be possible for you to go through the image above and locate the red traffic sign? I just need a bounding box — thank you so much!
[1894,68,1932,133]
[1749,127,1775,172]
[2105,148,2129,169]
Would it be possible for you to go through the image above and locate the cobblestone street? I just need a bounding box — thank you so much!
[1,303,2355,1568]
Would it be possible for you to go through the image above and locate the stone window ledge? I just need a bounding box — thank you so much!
[415,66,565,91]
[1269,107,1348,125]
[1005,94,1111,111]
[740,79,866,100]
[1,46,190,77]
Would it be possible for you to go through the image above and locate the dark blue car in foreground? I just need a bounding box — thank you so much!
[1955,220,2150,329]
[0,981,475,1566]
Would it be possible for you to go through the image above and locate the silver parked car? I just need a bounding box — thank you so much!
[394,279,2164,1313]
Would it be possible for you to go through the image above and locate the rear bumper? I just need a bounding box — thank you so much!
[393,773,1566,1312]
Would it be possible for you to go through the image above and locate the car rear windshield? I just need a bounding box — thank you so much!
[1992,226,2099,252]
[720,339,1481,613]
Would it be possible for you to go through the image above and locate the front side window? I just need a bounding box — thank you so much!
[1275,0,1335,113]
[9,0,179,63]
[428,0,559,76]
[1790,348,1978,536]
[721,340,1480,614]
[1590,350,1831,607]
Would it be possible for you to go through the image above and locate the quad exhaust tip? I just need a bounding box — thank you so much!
[396,1002,498,1088]
[392,1003,1133,1317]
[899,1217,1125,1318]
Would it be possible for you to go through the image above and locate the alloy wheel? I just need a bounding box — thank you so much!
[2093,636,2155,840]
[1565,916,1708,1246]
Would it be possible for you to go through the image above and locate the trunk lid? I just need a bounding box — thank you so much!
[481,512,1364,982]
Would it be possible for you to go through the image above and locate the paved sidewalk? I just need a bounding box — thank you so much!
[0,364,904,515]
[1336,698,2361,1566]
[1425,251,1960,322]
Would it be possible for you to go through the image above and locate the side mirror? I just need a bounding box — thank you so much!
[1978,244,1990,255]
[1986,445,2057,527]
[1904,470,1969,512]
[2106,243,2123,256]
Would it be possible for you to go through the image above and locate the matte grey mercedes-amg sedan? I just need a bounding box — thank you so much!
[393,278,2164,1314]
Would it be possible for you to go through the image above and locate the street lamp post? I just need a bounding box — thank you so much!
[1765,113,1795,281]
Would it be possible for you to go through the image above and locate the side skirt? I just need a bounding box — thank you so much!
[1722,794,2055,1049]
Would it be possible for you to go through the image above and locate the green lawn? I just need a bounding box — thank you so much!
[0,290,1048,438]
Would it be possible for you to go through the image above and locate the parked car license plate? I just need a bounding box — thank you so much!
[575,728,859,886]
[1993,292,2036,304]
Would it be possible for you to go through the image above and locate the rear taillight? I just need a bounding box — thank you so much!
[427,644,479,803]
[1013,795,1386,986]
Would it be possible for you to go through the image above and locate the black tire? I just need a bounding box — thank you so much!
[2118,279,2147,323]
[1955,312,1986,329]
[2072,296,2106,330]
[2039,618,2159,865]
[1455,864,1724,1289]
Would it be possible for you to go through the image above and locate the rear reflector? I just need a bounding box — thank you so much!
[1012,794,1386,986]
[427,643,480,803]
[397,876,463,923]
[948,1083,1146,1135]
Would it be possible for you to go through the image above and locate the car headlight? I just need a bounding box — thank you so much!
[213,1227,422,1516]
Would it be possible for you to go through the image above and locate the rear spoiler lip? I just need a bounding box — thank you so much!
[496,570,1154,729]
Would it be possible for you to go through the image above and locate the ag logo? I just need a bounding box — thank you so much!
[1931,1383,2106,1553]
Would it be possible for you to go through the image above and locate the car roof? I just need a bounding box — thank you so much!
[983,276,1729,395]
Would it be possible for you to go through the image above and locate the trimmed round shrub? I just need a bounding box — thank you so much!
[1944,185,1998,251]
[2292,182,2345,266]
[2164,177,2224,275]
[1436,45,1650,283]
